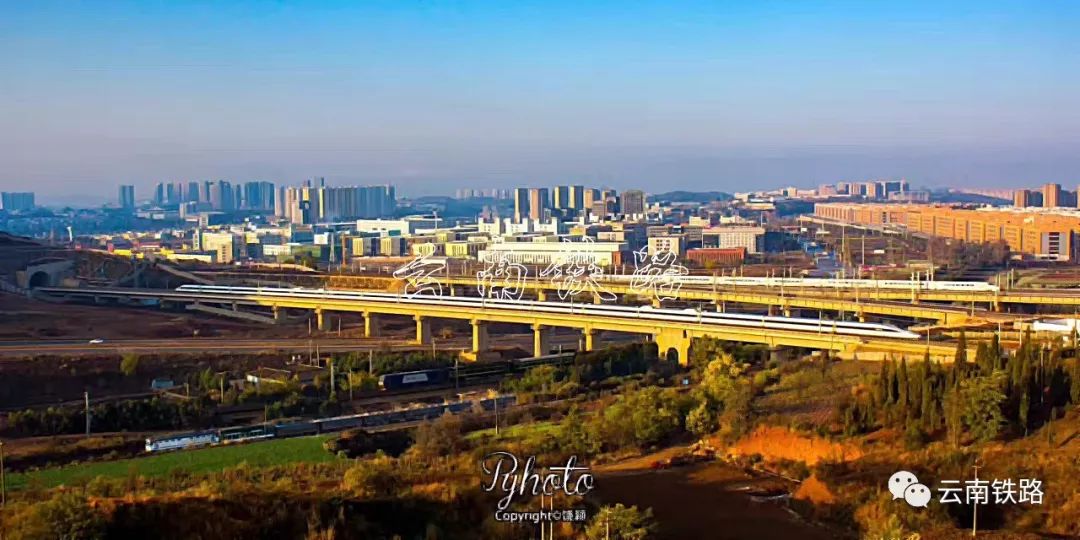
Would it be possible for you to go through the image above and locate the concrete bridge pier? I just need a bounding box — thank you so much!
[471,319,489,355]
[654,328,691,366]
[315,308,329,331]
[414,315,432,345]
[532,323,552,357]
[273,306,286,323]
[363,311,381,338]
[582,327,600,352]
[651,298,662,308]
[537,290,548,302]
[769,346,792,364]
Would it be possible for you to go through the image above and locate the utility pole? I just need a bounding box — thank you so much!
[84,391,91,436]
[329,358,336,400]
[217,371,228,403]
[1,438,6,508]
[972,460,982,537]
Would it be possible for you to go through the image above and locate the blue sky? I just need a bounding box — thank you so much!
[2,1,1078,202]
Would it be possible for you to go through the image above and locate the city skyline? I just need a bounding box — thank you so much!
[3,1,1079,202]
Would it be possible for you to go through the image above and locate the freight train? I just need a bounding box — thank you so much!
[145,394,515,453]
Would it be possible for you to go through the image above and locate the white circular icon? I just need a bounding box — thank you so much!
[888,470,919,500]
[903,483,932,508]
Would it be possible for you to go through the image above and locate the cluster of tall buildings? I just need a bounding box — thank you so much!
[275,178,396,225]
[0,192,35,211]
[816,179,909,199]
[510,186,643,221]
[1013,183,1079,209]
[455,188,512,199]
[149,180,276,212]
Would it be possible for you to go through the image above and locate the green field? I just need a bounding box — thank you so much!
[9,435,337,491]
[466,420,559,443]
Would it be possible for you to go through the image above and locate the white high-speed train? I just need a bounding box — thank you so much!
[175,285,920,340]
[601,275,999,292]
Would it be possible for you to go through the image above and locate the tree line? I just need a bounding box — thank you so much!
[839,330,1080,447]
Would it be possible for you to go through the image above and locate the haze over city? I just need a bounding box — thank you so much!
[3,0,1079,204]
[7,2,1080,539]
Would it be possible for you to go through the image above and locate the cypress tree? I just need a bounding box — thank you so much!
[1019,388,1030,436]
[991,332,1003,371]
[952,330,968,388]
[955,330,968,364]
[876,360,888,409]
[887,357,899,406]
[975,342,991,375]
[898,357,910,414]
[911,356,924,417]
[1071,361,1080,405]
[920,366,934,430]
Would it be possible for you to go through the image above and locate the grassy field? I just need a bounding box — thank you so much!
[8,435,337,491]
[466,420,559,443]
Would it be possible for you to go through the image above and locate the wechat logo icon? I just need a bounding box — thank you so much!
[889,471,931,508]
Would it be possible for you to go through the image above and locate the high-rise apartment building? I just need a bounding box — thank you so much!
[568,185,585,210]
[1043,183,1062,208]
[1014,189,1031,208]
[279,183,396,224]
[553,185,587,216]
[583,188,600,211]
[242,181,275,211]
[118,185,135,209]
[620,189,646,216]
[513,188,529,222]
[528,188,550,220]
[207,180,236,211]
[554,186,570,210]
[0,192,35,211]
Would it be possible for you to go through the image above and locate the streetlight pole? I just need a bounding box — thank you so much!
[84,391,91,436]
[1,439,6,508]
[972,459,982,537]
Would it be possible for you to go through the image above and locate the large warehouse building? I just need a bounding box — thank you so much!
[814,203,1080,261]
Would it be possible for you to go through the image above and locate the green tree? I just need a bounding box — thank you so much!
[700,357,742,407]
[960,372,1007,443]
[8,491,107,540]
[411,412,464,458]
[919,356,936,431]
[686,401,718,439]
[584,504,657,540]
[952,330,968,387]
[943,387,964,448]
[1071,360,1080,405]
[558,406,601,456]
[341,452,398,498]
[990,332,1003,371]
[120,353,140,377]
[975,342,992,374]
[509,365,559,396]
[897,357,910,414]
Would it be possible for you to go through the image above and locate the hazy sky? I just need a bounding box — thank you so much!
[2,1,1078,203]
